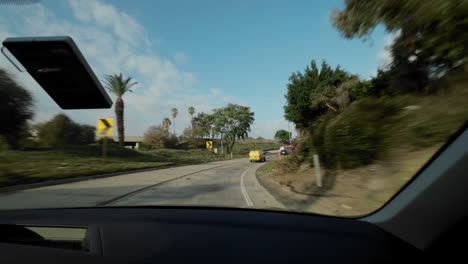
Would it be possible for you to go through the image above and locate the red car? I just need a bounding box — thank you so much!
[280,146,295,155]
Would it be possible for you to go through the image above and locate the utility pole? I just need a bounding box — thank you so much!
[288,122,291,145]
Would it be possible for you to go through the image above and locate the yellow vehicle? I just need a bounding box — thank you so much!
[249,150,266,162]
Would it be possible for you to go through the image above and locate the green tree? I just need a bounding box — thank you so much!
[181,126,207,148]
[78,125,96,145]
[171,108,178,135]
[284,60,355,129]
[104,73,137,146]
[191,112,212,138]
[188,106,196,136]
[332,0,468,89]
[162,117,172,131]
[188,106,195,123]
[36,114,94,148]
[0,68,34,149]
[274,129,290,142]
[211,104,255,154]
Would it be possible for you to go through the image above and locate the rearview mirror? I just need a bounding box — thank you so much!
[2,36,112,109]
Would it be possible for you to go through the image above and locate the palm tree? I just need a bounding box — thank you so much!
[162,117,172,131]
[104,73,137,146]
[171,108,178,135]
[188,106,195,128]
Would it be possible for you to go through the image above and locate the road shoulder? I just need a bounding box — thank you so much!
[243,161,285,210]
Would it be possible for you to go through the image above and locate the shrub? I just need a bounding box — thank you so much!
[273,154,303,175]
[308,98,403,169]
[308,113,335,166]
[143,125,178,149]
[0,68,34,149]
[96,137,116,144]
[294,70,468,170]
[0,136,10,151]
[35,114,96,148]
[62,144,147,159]
[78,125,96,145]
[180,127,207,148]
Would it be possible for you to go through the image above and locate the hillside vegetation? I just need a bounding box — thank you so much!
[267,4,468,213]
[302,72,468,169]
[259,72,467,216]
[281,0,468,171]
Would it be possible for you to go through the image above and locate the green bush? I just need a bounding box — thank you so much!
[137,142,152,151]
[308,113,335,166]
[35,114,96,148]
[143,125,179,149]
[180,127,210,149]
[96,137,117,144]
[400,104,468,149]
[308,98,404,169]
[0,136,10,151]
[230,141,282,155]
[272,154,303,175]
[293,69,468,170]
[381,80,468,150]
[63,144,146,159]
[19,138,42,150]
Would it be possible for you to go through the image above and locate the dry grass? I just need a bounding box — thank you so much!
[262,146,441,217]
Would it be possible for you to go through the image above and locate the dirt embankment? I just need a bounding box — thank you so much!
[256,147,440,217]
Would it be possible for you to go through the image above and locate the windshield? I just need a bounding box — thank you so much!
[0,0,467,217]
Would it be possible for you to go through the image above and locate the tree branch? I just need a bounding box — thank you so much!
[325,102,337,112]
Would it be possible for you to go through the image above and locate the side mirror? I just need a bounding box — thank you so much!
[2,36,112,109]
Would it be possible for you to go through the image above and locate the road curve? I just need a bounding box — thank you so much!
[0,158,283,210]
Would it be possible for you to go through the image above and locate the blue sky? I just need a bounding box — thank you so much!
[0,0,390,139]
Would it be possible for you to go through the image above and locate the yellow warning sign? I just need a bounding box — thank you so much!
[97,118,113,136]
[206,140,213,149]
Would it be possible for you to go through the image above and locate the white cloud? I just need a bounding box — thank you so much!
[210,88,221,96]
[249,120,296,140]
[0,0,241,136]
[68,0,150,47]
[173,52,187,65]
[376,31,400,72]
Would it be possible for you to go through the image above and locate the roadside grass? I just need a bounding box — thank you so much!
[257,161,276,174]
[0,137,282,188]
[142,148,228,163]
[0,144,228,188]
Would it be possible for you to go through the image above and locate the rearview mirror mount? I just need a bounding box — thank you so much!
[2,36,112,109]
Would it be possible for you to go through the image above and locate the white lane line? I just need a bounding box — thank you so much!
[240,166,254,207]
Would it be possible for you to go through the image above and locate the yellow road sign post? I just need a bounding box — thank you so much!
[97,118,113,136]
[206,140,213,149]
[97,118,113,159]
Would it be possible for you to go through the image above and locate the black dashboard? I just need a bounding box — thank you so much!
[0,207,421,263]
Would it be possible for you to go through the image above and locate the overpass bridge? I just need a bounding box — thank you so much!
[96,136,143,149]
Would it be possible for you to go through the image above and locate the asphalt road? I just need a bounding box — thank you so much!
[0,158,283,210]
